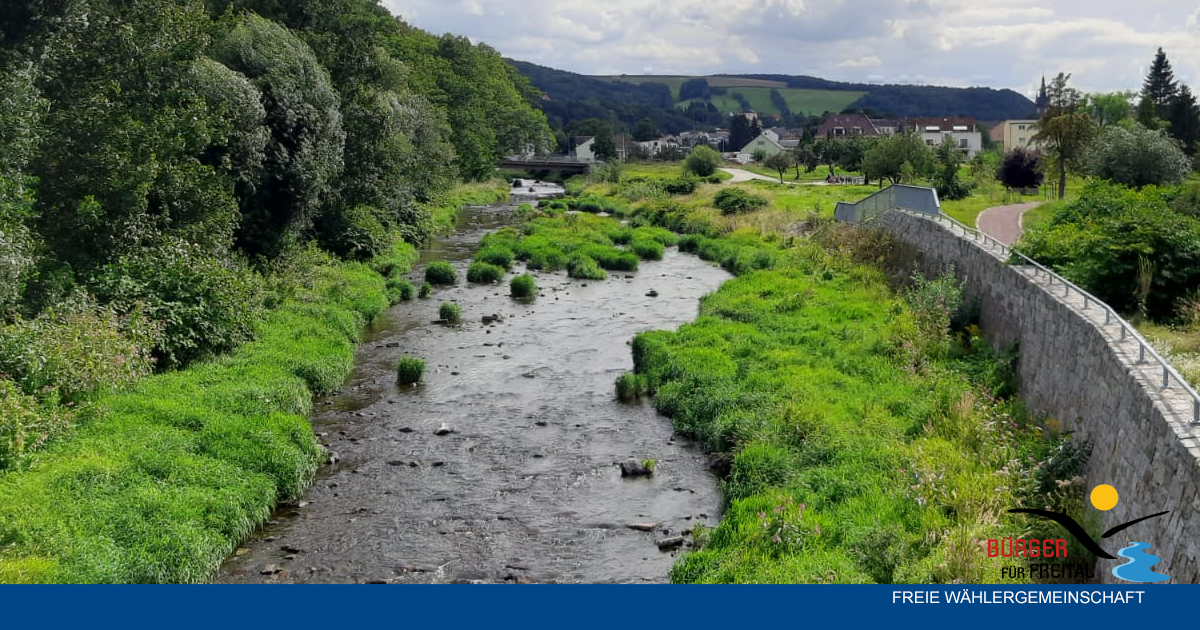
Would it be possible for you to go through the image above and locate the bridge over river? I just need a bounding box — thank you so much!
[497,155,599,174]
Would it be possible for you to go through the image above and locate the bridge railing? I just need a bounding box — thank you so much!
[833,184,941,223]
[838,185,1200,426]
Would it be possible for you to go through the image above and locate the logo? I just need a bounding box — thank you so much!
[1007,484,1170,583]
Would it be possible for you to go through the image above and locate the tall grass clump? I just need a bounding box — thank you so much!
[567,255,607,280]
[424,261,457,285]
[439,301,462,324]
[396,356,425,385]
[474,246,515,270]
[510,274,536,298]
[466,261,505,284]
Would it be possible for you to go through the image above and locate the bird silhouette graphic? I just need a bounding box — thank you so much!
[1009,484,1170,582]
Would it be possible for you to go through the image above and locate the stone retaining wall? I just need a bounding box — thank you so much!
[875,210,1200,584]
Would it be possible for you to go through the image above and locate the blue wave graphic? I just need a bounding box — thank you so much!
[1111,542,1170,583]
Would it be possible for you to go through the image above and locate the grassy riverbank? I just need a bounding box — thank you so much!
[565,166,1090,583]
[0,183,505,583]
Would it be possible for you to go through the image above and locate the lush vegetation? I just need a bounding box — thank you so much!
[0,247,403,582]
[561,167,1087,584]
[438,301,462,324]
[396,355,425,385]
[510,274,536,298]
[0,0,539,583]
[424,261,457,285]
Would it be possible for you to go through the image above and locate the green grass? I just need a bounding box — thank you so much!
[424,261,457,285]
[593,75,862,116]
[568,171,1089,584]
[439,302,461,324]
[396,355,425,385]
[466,261,505,284]
[424,180,511,236]
[0,246,412,583]
[680,87,865,117]
[510,274,536,298]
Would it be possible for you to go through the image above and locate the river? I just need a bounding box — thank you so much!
[218,185,730,583]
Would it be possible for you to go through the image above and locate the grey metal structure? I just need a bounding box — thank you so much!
[837,184,1200,426]
[833,184,941,223]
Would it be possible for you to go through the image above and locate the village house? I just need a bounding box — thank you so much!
[572,136,596,162]
[992,120,1041,152]
[739,129,788,158]
[816,113,881,138]
[912,117,983,157]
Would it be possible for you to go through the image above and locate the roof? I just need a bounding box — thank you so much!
[572,136,595,146]
[740,131,786,153]
[910,116,978,132]
[817,113,880,137]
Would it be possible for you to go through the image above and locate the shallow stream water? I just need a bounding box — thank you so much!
[218,187,730,583]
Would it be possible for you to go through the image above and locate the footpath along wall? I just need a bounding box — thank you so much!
[875,210,1200,584]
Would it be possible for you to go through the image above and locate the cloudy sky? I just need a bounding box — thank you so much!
[381,0,1200,98]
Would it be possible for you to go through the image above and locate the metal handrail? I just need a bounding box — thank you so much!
[894,207,1200,426]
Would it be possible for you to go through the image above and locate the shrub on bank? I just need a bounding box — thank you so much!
[510,274,536,298]
[396,355,425,385]
[631,239,664,260]
[439,301,462,324]
[567,255,607,280]
[424,261,457,285]
[474,246,515,270]
[466,261,505,284]
[714,188,768,215]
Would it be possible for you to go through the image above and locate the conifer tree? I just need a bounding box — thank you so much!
[1169,84,1200,156]
[1142,47,1179,119]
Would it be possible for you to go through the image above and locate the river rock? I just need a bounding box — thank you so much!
[646,290,659,297]
[656,536,685,551]
[619,459,653,477]
[434,422,455,436]
[627,523,657,532]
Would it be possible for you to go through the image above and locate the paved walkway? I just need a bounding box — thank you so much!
[719,168,832,186]
[975,201,1041,246]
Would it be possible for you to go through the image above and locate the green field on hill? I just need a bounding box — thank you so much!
[595,75,863,116]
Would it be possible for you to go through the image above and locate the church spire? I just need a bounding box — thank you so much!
[1035,75,1049,117]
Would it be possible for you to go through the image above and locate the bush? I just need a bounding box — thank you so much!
[0,378,72,469]
[663,178,699,195]
[439,301,461,324]
[1084,125,1193,188]
[425,261,457,285]
[685,146,722,177]
[631,239,664,260]
[567,255,607,280]
[0,297,159,403]
[475,246,515,269]
[92,240,263,369]
[714,188,769,215]
[997,147,1045,190]
[315,204,390,261]
[385,277,415,304]
[466,261,505,284]
[396,356,425,385]
[418,282,433,299]
[510,274,537,298]
[615,372,649,401]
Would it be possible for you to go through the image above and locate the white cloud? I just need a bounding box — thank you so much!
[380,0,1200,92]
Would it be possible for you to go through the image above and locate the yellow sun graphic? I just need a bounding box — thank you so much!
[1091,484,1119,511]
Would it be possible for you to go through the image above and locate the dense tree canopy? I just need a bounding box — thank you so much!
[862,132,929,185]
[1033,73,1094,199]
[0,0,551,363]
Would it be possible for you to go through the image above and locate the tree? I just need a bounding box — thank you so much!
[1083,125,1192,188]
[728,114,760,152]
[814,138,843,177]
[679,78,711,101]
[213,14,346,257]
[1142,47,1179,120]
[632,118,659,142]
[1033,73,1094,199]
[1168,84,1200,156]
[763,151,793,184]
[1089,92,1132,128]
[862,132,929,185]
[933,136,970,200]
[684,145,722,177]
[837,136,871,176]
[1136,94,1167,130]
[997,147,1044,189]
